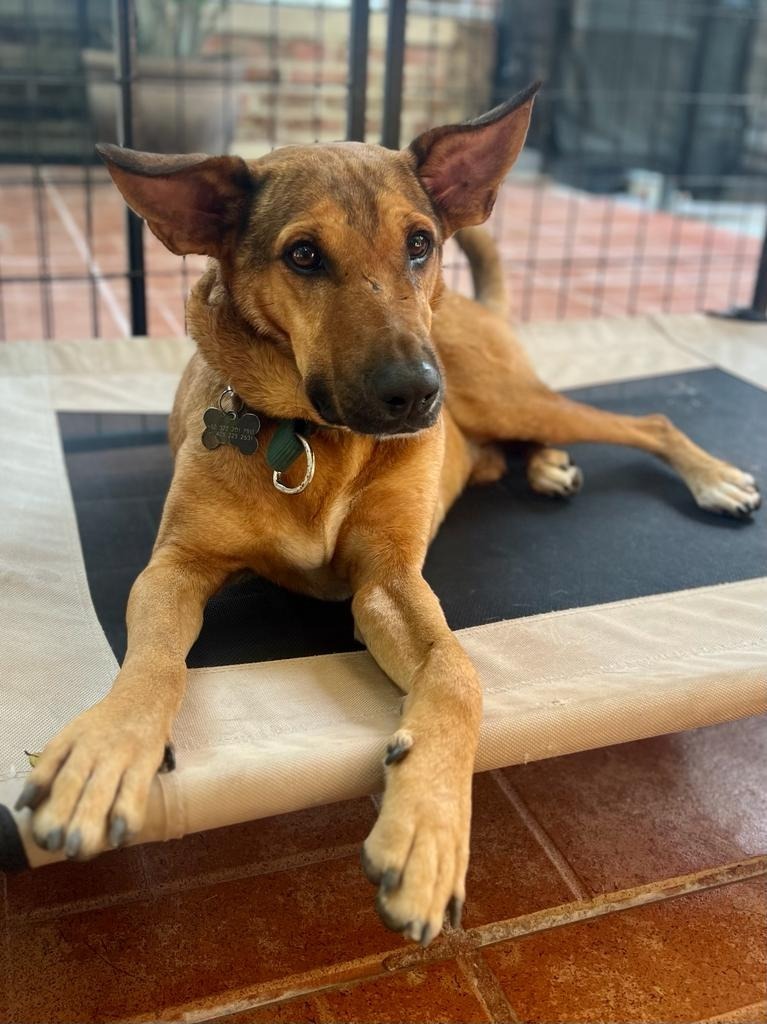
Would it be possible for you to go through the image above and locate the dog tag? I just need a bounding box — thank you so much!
[201,406,261,455]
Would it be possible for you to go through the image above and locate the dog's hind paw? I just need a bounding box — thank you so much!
[690,464,761,519]
[527,447,583,498]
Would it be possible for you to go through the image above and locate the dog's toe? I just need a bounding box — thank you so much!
[24,702,168,859]
[692,465,761,519]
[527,448,583,498]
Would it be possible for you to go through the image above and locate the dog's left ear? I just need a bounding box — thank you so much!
[409,81,540,235]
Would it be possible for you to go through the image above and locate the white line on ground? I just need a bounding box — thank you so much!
[42,174,130,336]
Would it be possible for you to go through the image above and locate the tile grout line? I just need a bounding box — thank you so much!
[697,1001,767,1024]
[171,857,767,1022]
[382,855,767,972]
[490,769,588,900]
[9,842,363,923]
[468,854,767,954]
[457,952,521,1023]
[169,951,402,1024]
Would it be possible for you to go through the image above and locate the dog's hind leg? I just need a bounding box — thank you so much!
[436,309,759,517]
[500,392,760,518]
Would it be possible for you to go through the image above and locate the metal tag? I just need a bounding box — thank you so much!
[201,407,261,455]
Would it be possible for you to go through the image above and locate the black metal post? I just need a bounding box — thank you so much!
[114,0,147,336]
[381,0,407,150]
[346,0,369,142]
[675,1,716,192]
[751,226,767,317]
[710,219,767,322]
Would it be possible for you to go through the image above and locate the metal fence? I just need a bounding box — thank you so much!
[0,0,765,343]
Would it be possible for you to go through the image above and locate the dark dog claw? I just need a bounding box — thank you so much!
[65,829,82,859]
[447,895,464,929]
[109,815,127,849]
[384,744,408,765]
[14,780,41,812]
[420,922,434,947]
[44,827,64,852]
[384,733,412,766]
[159,743,176,773]
[375,889,406,933]
[380,867,402,893]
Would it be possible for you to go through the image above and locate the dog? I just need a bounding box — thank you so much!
[16,82,760,946]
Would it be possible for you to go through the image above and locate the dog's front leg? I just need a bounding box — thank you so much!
[18,548,227,859]
[352,570,482,946]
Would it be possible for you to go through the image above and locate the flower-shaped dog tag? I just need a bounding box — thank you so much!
[201,407,261,455]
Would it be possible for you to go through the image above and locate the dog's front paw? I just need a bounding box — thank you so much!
[527,447,583,497]
[15,700,169,860]
[690,463,761,519]
[361,730,471,947]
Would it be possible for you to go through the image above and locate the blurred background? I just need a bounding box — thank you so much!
[1,0,766,341]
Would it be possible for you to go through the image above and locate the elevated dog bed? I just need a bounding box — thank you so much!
[0,314,765,869]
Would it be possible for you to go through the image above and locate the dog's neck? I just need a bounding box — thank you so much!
[186,265,325,427]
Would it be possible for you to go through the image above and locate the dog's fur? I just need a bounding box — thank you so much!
[19,83,760,945]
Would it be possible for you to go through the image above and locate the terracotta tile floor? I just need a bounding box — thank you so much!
[2,715,765,1023]
[0,164,762,341]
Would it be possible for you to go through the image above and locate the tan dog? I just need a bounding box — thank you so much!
[17,83,760,945]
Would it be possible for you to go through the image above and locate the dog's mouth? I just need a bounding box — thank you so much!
[307,370,444,437]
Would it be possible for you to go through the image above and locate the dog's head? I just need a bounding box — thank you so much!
[98,83,538,436]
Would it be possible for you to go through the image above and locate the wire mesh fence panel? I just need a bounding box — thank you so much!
[434,0,767,322]
[0,0,765,341]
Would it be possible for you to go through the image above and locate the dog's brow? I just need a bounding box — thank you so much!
[243,146,436,263]
[330,165,380,235]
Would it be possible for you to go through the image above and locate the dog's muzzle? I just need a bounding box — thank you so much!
[307,357,444,436]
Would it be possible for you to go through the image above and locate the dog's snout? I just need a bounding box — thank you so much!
[372,360,441,420]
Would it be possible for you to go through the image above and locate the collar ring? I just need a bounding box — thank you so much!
[272,433,315,495]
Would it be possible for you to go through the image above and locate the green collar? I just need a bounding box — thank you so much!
[266,418,316,472]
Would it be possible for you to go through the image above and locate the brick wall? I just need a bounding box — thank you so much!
[215,4,496,155]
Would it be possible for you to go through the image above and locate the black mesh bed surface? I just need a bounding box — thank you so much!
[60,368,766,669]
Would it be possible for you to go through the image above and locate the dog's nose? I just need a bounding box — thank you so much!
[372,360,441,420]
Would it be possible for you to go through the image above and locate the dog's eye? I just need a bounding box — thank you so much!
[407,231,432,263]
[286,241,323,273]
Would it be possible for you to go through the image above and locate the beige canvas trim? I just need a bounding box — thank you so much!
[0,372,118,783]
[3,577,766,866]
[515,313,711,390]
[650,312,767,391]
[0,314,718,411]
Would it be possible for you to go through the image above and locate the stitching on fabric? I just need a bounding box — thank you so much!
[460,577,767,635]
[188,581,767,681]
[175,638,767,746]
[479,637,767,695]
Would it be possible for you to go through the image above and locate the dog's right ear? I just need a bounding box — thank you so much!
[96,144,253,257]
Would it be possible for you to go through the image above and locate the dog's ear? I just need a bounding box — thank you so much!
[409,81,540,235]
[96,144,254,257]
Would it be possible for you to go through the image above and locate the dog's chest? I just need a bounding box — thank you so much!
[248,488,351,597]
